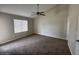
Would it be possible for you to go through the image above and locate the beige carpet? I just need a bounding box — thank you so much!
[0,34,71,55]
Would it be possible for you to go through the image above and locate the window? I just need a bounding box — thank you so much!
[14,19,28,33]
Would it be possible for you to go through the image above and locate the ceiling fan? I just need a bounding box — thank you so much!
[31,4,57,17]
[32,4,46,16]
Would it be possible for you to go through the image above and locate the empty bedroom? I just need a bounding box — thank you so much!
[0,4,79,55]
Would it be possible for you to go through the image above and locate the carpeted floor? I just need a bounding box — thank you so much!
[0,34,71,55]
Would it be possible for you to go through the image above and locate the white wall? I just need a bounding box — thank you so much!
[67,5,79,55]
[34,5,68,39]
[0,12,34,44]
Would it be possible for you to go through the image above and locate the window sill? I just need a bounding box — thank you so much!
[14,31,28,34]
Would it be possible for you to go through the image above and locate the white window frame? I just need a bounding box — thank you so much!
[13,19,28,33]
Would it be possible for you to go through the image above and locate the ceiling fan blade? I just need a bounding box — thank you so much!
[40,13,45,16]
[40,12,44,13]
[41,12,45,14]
[31,12,37,17]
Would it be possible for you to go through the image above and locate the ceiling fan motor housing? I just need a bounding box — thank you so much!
[37,12,40,15]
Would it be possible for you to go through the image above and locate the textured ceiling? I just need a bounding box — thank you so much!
[0,4,56,18]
